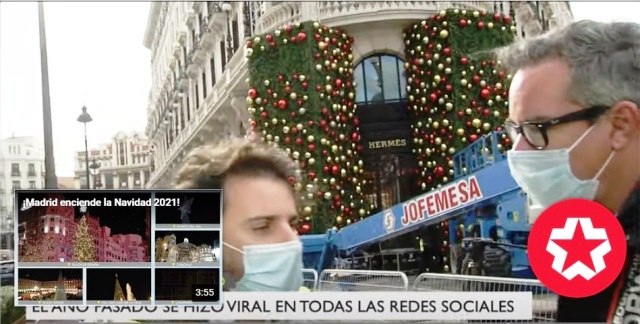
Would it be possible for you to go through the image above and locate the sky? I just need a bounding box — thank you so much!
[1,2,639,177]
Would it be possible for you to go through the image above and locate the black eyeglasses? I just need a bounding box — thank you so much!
[504,105,609,150]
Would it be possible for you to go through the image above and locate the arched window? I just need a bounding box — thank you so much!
[354,54,407,104]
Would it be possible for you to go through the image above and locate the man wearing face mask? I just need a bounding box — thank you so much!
[495,20,639,322]
[174,137,306,292]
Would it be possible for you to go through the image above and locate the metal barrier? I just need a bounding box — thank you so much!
[412,273,557,322]
[317,269,409,291]
[302,268,318,290]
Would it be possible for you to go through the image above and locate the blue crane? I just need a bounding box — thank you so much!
[301,131,535,279]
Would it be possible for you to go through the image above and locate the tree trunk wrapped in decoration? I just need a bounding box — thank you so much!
[246,22,370,234]
[404,8,516,272]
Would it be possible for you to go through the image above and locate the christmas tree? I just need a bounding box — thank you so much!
[72,216,97,262]
[113,274,125,301]
[246,22,369,233]
[404,9,516,272]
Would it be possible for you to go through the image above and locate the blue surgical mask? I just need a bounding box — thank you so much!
[507,125,615,209]
[224,240,304,292]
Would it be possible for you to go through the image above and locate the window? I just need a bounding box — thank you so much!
[220,41,226,70]
[186,94,191,121]
[29,181,36,189]
[195,83,200,109]
[105,173,114,189]
[202,72,207,99]
[28,164,36,176]
[12,181,20,189]
[354,54,407,104]
[11,163,20,176]
[232,20,239,51]
[210,57,216,86]
[119,173,128,188]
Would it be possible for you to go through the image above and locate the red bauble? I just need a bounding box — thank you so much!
[460,57,468,65]
[301,81,308,89]
[470,134,479,142]
[300,223,311,234]
[269,42,277,48]
[445,84,453,92]
[265,34,273,42]
[284,25,293,33]
[323,166,330,174]
[429,93,438,102]
[472,75,481,84]
[331,165,339,175]
[284,137,292,145]
[246,40,253,47]
[503,16,512,24]
[297,32,307,41]
[308,171,317,180]
[248,88,258,99]
[278,99,288,110]
[295,138,303,146]
[480,89,491,99]
[459,19,467,27]
[321,107,329,115]
[335,79,343,88]
[307,143,316,151]
[477,21,485,29]
[250,120,257,128]
[260,111,268,119]
[315,85,323,92]
[443,47,452,56]
[351,132,359,142]
[493,13,502,21]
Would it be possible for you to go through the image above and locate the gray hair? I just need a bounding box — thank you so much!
[495,20,640,108]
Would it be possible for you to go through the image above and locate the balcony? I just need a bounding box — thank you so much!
[11,171,20,177]
[27,171,36,177]
[177,66,189,90]
[186,44,202,78]
[206,2,227,30]
[193,33,210,65]
[199,14,216,52]
[257,1,493,33]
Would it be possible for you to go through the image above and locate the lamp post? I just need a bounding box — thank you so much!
[89,159,101,189]
[77,106,92,189]
[38,2,58,189]
[222,2,233,65]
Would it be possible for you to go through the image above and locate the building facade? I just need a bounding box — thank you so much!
[73,131,151,189]
[0,136,46,230]
[142,2,573,190]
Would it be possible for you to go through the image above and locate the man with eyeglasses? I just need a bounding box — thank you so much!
[495,20,639,322]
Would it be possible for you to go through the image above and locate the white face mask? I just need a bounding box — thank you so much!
[224,240,304,292]
[507,125,615,209]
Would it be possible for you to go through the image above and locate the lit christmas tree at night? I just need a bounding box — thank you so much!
[72,216,97,262]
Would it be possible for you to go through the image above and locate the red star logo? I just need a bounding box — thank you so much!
[551,221,606,272]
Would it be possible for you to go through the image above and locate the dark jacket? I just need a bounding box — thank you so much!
[556,183,639,322]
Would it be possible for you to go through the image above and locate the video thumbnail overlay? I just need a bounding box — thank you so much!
[86,268,152,305]
[155,230,220,267]
[14,189,223,306]
[16,268,83,306]
[16,191,152,267]
[155,268,221,305]
[154,191,221,230]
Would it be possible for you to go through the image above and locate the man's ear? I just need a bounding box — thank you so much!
[609,100,639,151]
